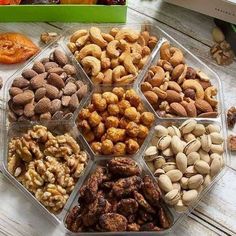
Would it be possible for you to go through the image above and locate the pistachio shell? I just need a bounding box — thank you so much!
[176,152,187,173]
[146,161,155,173]
[199,149,210,164]
[154,125,168,138]
[192,124,206,137]
[206,124,220,134]
[210,144,224,155]
[162,162,176,172]
[188,174,204,189]
[194,160,210,174]
[210,153,224,167]
[184,139,201,155]
[168,125,181,138]
[171,135,184,154]
[166,169,183,182]
[173,182,181,192]
[196,185,203,193]
[157,135,172,150]
[154,168,165,177]
[164,189,180,205]
[180,177,189,189]
[145,146,158,156]
[185,165,198,177]
[182,190,198,206]
[210,156,221,177]
[210,132,224,144]
[153,156,166,169]
[203,174,212,188]
[179,119,197,134]
[187,152,200,166]
[183,133,196,142]
[144,155,158,162]
[200,134,212,152]
[158,174,173,192]
[174,200,188,212]
[162,147,174,157]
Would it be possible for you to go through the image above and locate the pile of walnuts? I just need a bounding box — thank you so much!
[77,87,155,155]
[7,125,88,213]
[65,157,171,232]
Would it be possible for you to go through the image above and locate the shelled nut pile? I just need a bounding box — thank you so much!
[67,27,158,85]
[144,119,224,212]
[7,125,88,213]
[8,49,88,122]
[141,41,218,118]
[77,87,155,155]
[65,157,171,232]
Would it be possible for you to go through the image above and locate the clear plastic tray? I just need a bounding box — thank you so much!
[0,23,230,235]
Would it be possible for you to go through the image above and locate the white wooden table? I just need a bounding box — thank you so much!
[0,1,236,235]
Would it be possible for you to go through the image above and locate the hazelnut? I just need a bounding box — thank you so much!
[124,107,138,121]
[186,67,196,80]
[78,108,90,120]
[88,111,102,127]
[184,89,196,100]
[144,91,158,105]
[138,125,149,139]
[102,92,119,104]
[126,122,140,138]
[101,139,114,155]
[94,122,105,138]
[113,142,126,155]
[125,89,141,107]
[108,104,120,116]
[105,116,119,129]
[91,142,102,154]
[140,112,155,127]
[112,87,125,100]
[118,100,131,115]
[125,139,139,154]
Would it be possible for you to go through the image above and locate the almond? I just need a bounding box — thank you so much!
[44,62,58,72]
[40,112,52,121]
[52,110,63,120]
[32,61,45,74]
[45,84,59,99]
[166,90,182,103]
[77,84,88,100]
[47,67,64,75]
[144,91,158,105]
[35,87,46,101]
[181,101,197,117]
[12,77,29,88]
[63,112,73,120]
[13,91,34,106]
[24,102,35,118]
[22,69,38,80]
[30,73,47,90]
[167,81,182,93]
[9,87,23,97]
[170,103,187,117]
[141,82,152,92]
[198,112,218,118]
[69,93,79,112]
[63,82,77,96]
[62,96,71,107]
[34,97,51,114]
[50,99,62,114]
[9,101,24,116]
[48,73,65,89]
[53,49,68,66]
[152,87,167,99]
[195,99,213,113]
[172,64,185,80]
[63,64,76,75]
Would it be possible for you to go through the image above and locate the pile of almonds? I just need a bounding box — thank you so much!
[8,49,88,122]
[141,41,218,118]
[144,119,224,212]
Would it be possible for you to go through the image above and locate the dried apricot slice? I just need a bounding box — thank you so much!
[0,32,40,64]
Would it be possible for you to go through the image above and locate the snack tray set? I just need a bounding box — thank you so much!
[0,23,231,235]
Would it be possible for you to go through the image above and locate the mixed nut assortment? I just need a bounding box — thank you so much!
[144,119,224,211]
[141,41,218,118]
[77,87,155,155]
[8,49,88,122]
[67,26,158,85]
[7,125,88,213]
[65,157,171,232]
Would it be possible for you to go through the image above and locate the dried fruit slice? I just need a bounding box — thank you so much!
[0,32,39,64]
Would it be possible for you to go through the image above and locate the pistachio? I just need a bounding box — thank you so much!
[199,149,210,164]
[182,190,198,206]
[206,124,220,134]
[179,119,197,134]
[145,146,158,156]
[210,144,224,155]
[171,135,184,154]
[180,177,189,189]
[166,169,183,182]
[162,162,176,172]
[162,147,174,157]
[183,133,196,143]
[185,165,198,177]
[187,152,200,166]
[158,174,173,192]
[194,160,210,174]
[168,125,181,138]
[154,125,168,137]
[196,185,203,193]
[210,156,221,177]
[173,182,181,192]
[153,156,166,169]
[202,174,212,188]
[154,168,165,177]
[157,135,172,150]
[164,189,180,205]
[188,174,203,189]
[174,200,188,212]
[210,132,224,144]
[176,152,187,173]
[184,139,201,155]
[200,134,212,152]
[192,124,206,137]
[210,153,224,167]
[144,155,158,162]
[146,161,155,173]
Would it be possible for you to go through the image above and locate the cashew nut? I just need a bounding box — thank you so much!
[196,70,210,81]
[101,33,114,42]
[182,79,204,100]
[142,46,151,56]
[76,44,102,61]
[91,72,104,84]
[148,36,158,50]
[103,69,113,84]
[110,28,119,37]
[111,58,120,69]
[113,65,126,80]
[160,41,171,61]
[67,42,77,53]
[115,29,139,42]
[115,74,135,85]
[89,27,107,48]
[204,86,218,107]
[70,29,88,43]
[75,34,90,48]
[101,57,111,70]
[119,40,131,62]
[169,47,184,66]
[168,81,182,92]
[137,55,149,69]
[81,56,101,77]
[137,35,146,47]
[130,43,142,54]
[106,40,120,58]
[147,66,165,87]
[172,64,187,84]
[140,31,150,45]
[124,54,138,75]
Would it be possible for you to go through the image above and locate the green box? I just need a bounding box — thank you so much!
[0,4,127,22]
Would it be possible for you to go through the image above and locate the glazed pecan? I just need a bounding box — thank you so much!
[117,198,139,216]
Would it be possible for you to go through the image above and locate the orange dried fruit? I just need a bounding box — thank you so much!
[0,32,40,64]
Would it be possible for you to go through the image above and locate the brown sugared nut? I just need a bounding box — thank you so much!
[228,135,236,151]
[91,142,102,154]
[102,92,119,104]
[106,127,126,143]
[119,117,129,129]
[127,223,141,231]
[94,123,105,138]
[138,125,149,138]
[77,120,91,134]
[92,93,107,112]
[118,100,131,115]
[125,139,139,154]
[126,122,140,137]
[105,116,119,129]
[137,103,145,113]
[112,87,125,100]
[185,67,196,79]
[108,104,120,116]
[79,108,90,120]
[100,111,109,121]
[124,107,138,121]
[227,107,236,128]
[83,131,95,143]
[140,112,155,127]
[101,139,114,155]
[88,111,102,127]
[113,142,126,155]
[117,198,139,216]
[125,89,141,107]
